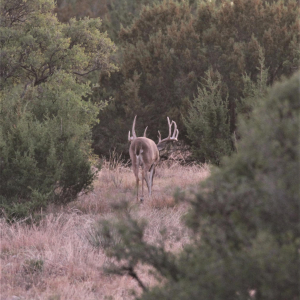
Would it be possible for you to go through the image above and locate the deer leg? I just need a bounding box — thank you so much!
[133,160,139,201]
[148,164,155,195]
[134,172,139,201]
[141,167,146,202]
[143,166,151,196]
[149,164,155,188]
[136,176,139,201]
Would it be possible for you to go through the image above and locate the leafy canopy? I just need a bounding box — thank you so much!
[93,0,299,159]
[0,0,117,219]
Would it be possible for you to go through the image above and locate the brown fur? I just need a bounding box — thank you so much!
[128,116,179,201]
[129,137,159,201]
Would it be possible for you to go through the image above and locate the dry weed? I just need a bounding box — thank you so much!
[148,195,176,209]
[0,161,210,300]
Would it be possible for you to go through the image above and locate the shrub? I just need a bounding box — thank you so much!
[91,72,300,300]
[94,0,299,158]
[184,70,232,164]
[0,0,116,219]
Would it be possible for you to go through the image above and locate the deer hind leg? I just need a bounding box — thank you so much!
[141,167,146,202]
[149,164,155,189]
[136,175,139,201]
[144,172,151,196]
[142,164,152,197]
[141,165,151,200]
[138,155,146,202]
[134,157,140,201]
[147,164,155,195]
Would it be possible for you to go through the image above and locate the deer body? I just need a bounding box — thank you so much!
[129,137,159,200]
[128,116,179,202]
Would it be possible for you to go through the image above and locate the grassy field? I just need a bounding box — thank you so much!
[1,161,209,300]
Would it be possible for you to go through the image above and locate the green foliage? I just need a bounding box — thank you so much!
[94,0,299,158]
[94,0,197,156]
[184,69,232,164]
[55,0,160,43]
[54,0,109,22]
[0,0,116,219]
[87,202,179,292]
[184,51,270,164]
[90,72,300,299]
[103,0,160,43]
[237,47,269,118]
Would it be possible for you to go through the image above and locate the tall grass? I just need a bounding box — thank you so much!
[0,161,209,299]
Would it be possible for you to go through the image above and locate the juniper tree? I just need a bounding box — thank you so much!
[184,70,232,164]
[93,0,299,159]
[0,0,116,219]
[94,0,200,155]
[89,71,300,300]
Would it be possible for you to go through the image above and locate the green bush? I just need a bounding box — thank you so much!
[184,70,232,164]
[184,51,269,164]
[94,0,299,158]
[90,72,300,299]
[0,0,116,220]
[180,71,300,300]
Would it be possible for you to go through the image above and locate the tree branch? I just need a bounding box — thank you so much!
[122,265,148,292]
[73,68,100,76]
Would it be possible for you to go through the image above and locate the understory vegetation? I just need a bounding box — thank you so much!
[0,0,299,299]
[89,71,300,300]
[1,162,210,299]
[0,0,116,219]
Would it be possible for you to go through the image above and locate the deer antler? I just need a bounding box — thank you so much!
[128,115,137,141]
[143,126,148,137]
[128,115,179,201]
[157,117,179,150]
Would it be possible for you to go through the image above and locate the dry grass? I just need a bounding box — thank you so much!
[0,161,210,300]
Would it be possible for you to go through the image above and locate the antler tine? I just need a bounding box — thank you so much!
[175,129,179,140]
[143,126,148,137]
[128,116,137,141]
[167,117,174,139]
[132,115,137,139]
[156,117,179,150]
[157,117,179,144]
[171,121,178,139]
[157,130,162,142]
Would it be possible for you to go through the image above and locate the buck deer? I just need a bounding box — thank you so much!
[128,116,179,202]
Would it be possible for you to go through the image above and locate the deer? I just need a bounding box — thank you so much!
[128,115,179,202]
